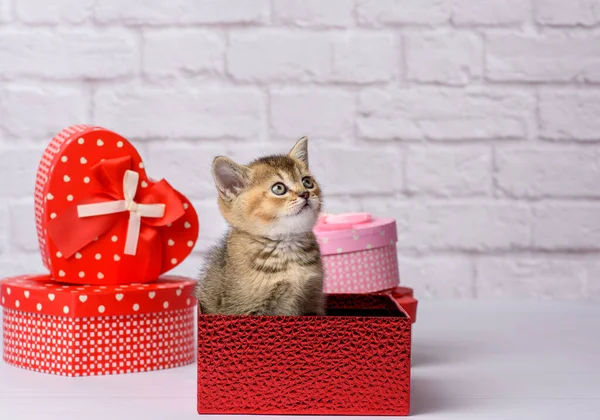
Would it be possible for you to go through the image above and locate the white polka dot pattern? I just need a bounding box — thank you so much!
[35,125,97,270]
[322,244,400,294]
[2,307,195,377]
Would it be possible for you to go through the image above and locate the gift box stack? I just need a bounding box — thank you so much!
[314,212,418,321]
[1,125,200,377]
[0,123,417,414]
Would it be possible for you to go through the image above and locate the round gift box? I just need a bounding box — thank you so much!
[0,274,197,377]
[313,213,400,294]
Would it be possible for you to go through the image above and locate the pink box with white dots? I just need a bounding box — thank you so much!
[314,213,401,294]
[1,274,196,377]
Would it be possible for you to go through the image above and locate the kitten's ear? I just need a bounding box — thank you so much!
[289,136,309,168]
[212,156,249,200]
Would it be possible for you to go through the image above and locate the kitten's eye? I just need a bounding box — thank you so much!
[302,177,314,189]
[271,182,287,196]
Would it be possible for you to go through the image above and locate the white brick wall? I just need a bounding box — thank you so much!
[0,0,599,302]
[405,31,483,86]
[486,33,600,82]
[0,29,137,79]
[452,0,531,26]
[534,0,600,27]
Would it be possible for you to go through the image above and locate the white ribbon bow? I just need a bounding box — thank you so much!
[77,170,166,255]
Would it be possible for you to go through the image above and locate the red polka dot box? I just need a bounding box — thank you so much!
[1,274,196,377]
[35,125,199,286]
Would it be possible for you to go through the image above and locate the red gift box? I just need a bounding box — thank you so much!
[197,292,411,416]
[1,274,196,377]
[35,125,200,285]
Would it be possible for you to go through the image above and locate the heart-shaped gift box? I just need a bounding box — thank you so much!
[34,125,200,285]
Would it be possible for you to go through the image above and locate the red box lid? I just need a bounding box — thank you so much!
[0,274,196,318]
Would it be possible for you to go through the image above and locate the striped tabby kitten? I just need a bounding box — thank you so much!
[195,137,325,316]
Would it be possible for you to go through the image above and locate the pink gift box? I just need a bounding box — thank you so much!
[314,213,400,294]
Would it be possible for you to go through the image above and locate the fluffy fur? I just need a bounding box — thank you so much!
[195,137,325,316]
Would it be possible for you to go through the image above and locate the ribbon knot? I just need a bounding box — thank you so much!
[46,155,188,284]
[77,170,166,255]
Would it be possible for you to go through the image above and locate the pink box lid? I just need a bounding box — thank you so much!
[313,213,397,256]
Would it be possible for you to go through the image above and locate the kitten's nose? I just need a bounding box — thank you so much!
[298,191,309,200]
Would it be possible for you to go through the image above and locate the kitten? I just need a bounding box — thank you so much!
[195,137,325,316]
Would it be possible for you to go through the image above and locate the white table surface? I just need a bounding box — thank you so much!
[1,300,599,419]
